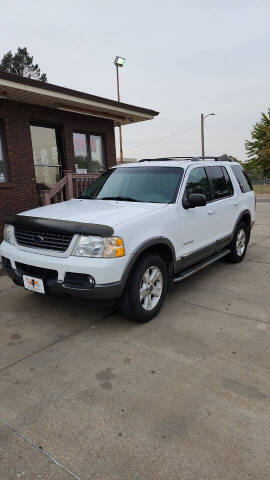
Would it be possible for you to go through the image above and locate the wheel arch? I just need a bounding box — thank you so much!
[121,238,176,286]
[233,210,252,238]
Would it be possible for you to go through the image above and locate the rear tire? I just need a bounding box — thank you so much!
[119,253,168,323]
[225,222,249,263]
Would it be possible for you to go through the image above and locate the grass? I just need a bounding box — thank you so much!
[253,184,270,194]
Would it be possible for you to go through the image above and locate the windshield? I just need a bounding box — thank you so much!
[79,166,184,204]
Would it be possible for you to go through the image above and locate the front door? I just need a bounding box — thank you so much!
[177,166,215,268]
[30,124,63,203]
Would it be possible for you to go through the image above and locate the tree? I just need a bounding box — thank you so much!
[0,47,47,82]
[221,154,240,162]
[245,109,270,177]
[241,157,264,180]
[220,154,261,178]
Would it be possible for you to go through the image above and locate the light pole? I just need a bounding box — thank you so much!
[201,113,215,158]
[114,56,126,163]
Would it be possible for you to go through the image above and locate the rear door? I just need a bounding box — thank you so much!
[206,165,236,242]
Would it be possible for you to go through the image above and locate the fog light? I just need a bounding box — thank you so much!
[89,275,95,287]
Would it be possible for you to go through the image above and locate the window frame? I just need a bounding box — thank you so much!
[72,130,107,173]
[206,165,234,202]
[0,120,9,183]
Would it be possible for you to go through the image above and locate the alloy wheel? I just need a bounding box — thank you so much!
[140,266,163,311]
[236,228,246,256]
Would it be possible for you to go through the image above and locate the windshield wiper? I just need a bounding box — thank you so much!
[99,196,140,202]
[78,195,95,199]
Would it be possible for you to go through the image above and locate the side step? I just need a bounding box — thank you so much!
[174,249,230,283]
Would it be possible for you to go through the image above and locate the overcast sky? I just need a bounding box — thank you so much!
[1,0,270,160]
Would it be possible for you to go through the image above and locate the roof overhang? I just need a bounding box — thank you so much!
[0,73,159,126]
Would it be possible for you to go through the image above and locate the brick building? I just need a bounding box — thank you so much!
[0,72,158,238]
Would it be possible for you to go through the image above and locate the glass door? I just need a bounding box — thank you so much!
[30,124,63,200]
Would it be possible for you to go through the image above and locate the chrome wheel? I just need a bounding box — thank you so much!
[236,228,246,256]
[140,266,163,311]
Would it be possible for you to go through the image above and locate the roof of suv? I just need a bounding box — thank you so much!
[116,157,239,169]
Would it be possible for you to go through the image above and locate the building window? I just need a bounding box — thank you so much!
[0,123,8,183]
[73,132,105,174]
[30,124,63,205]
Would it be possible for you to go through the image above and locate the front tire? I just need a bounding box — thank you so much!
[226,222,249,263]
[119,253,168,323]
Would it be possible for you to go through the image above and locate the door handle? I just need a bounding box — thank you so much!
[233,201,239,206]
[208,208,216,215]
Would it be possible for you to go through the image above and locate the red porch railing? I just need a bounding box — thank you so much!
[40,170,101,205]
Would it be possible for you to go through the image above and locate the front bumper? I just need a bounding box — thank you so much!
[2,262,123,300]
[0,241,128,300]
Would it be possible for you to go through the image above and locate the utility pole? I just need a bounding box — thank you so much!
[201,113,205,159]
[200,113,215,158]
[116,65,123,163]
[114,56,126,163]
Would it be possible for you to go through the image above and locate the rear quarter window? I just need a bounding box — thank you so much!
[231,165,253,193]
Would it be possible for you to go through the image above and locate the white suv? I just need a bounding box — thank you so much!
[0,157,255,322]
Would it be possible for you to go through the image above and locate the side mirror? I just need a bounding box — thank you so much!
[183,193,207,209]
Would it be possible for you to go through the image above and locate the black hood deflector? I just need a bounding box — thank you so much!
[4,215,114,237]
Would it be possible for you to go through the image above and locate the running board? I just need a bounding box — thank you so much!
[174,249,230,283]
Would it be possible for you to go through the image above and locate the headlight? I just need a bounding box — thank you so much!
[72,235,125,258]
[4,224,16,245]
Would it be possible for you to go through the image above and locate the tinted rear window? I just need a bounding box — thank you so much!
[231,165,253,193]
[221,166,234,196]
[207,166,228,199]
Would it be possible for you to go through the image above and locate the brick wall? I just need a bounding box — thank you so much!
[0,99,116,239]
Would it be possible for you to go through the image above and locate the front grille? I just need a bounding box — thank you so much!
[14,226,73,252]
[15,262,58,280]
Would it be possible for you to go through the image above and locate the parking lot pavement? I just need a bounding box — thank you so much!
[0,202,270,480]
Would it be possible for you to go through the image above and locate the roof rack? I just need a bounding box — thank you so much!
[138,157,193,163]
[194,156,234,162]
[138,156,233,163]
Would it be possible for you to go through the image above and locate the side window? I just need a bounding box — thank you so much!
[231,165,253,192]
[221,166,234,196]
[184,167,211,201]
[208,166,228,200]
[0,123,8,182]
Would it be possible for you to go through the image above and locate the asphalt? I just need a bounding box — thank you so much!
[0,202,270,480]
[257,197,270,202]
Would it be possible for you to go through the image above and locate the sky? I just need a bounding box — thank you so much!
[1,0,270,161]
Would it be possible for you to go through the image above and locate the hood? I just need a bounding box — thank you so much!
[20,199,167,228]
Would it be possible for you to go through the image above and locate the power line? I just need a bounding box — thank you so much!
[127,123,201,152]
